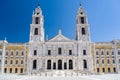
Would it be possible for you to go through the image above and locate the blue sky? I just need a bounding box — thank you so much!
[0,0,120,42]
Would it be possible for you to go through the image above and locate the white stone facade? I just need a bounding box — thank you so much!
[27,5,93,76]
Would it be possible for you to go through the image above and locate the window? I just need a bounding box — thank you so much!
[11,51,14,56]
[107,59,110,64]
[97,68,99,72]
[83,50,86,55]
[15,68,18,73]
[96,51,98,55]
[0,51,2,55]
[35,17,39,24]
[58,48,62,55]
[47,60,51,69]
[16,51,18,56]
[21,51,24,56]
[113,68,116,72]
[108,68,110,72]
[113,59,115,64]
[64,63,67,70]
[5,60,7,64]
[69,50,72,55]
[81,17,84,24]
[4,68,7,73]
[20,68,23,73]
[96,60,99,64]
[33,60,37,69]
[106,51,109,55]
[0,60,1,64]
[69,60,73,69]
[16,60,18,64]
[102,59,104,64]
[34,50,37,56]
[101,51,104,55]
[82,28,85,35]
[112,51,114,55]
[21,60,23,64]
[83,60,87,69]
[119,59,120,63]
[103,68,105,72]
[10,68,12,73]
[118,50,120,55]
[48,50,51,55]
[34,28,38,35]
[53,63,56,70]
[6,51,8,56]
[10,60,13,64]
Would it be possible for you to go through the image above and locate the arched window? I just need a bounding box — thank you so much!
[33,60,37,69]
[47,60,51,69]
[102,68,105,72]
[69,60,73,69]
[82,28,85,35]
[113,67,116,72]
[96,51,98,55]
[34,28,38,35]
[35,17,39,24]
[83,60,87,69]
[81,17,84,24]
[15,68,18,73]
[58,60,62,70]
[108,68,110,72]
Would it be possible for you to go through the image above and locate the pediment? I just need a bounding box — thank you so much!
[48,34,73,42]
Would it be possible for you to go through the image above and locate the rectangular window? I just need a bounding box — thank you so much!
[21,60,23,64]
[10,60,13,64]
[48,50,51,55]
[58,48,62,55]
[34,50,37,56]
[64,63,67,70]
[16,60,18,64]
[118,50,120,55]
[0,51,2,55]
[69,50,72,55]
[83,50,86,55]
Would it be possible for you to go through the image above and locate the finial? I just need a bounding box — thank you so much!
[80,2,82,6]
[58,29,62,35]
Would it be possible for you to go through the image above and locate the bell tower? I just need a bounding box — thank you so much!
[76,4,90,42]
[29,5,44,42]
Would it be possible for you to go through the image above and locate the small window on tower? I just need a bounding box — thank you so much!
[34,28,38,35]
[82,28,85,35]
[83,50,86,55]
[81,17,84,24]
[34,50,37,56]
[69,50,72,55]
[48,50,51,55]
[35,17,39,24]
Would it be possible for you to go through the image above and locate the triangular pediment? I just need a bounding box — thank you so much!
[47,34,73,42]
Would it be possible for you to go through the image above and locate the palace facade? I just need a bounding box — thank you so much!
[0,4,120,76]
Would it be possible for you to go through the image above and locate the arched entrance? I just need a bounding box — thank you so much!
[58,60,62,70]
[47,60,51,69]
[33,60,37,69]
